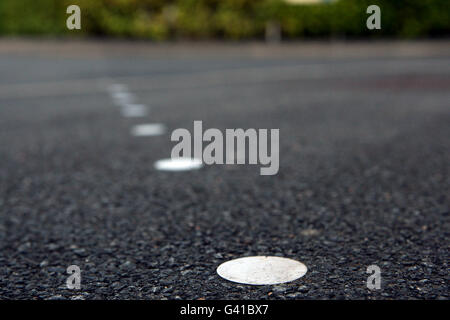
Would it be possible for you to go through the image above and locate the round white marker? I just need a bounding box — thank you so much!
[120,104,148,117]
[112,92,135,106]
[154,158,203,171]
[217,256,307,285]
[131,124,166,137]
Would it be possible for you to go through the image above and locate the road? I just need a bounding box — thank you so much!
[0,40,448,299]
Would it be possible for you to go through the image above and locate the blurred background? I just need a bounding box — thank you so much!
[0,0,449,40]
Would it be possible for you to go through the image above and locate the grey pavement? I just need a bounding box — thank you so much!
[0,40,448,299]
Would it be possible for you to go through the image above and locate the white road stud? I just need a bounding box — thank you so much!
[111,91,133,100]
[154,158,203,171]
[131,124,166,137]
[112,92,135,106]
[217,256,307,285]
[120,104,148,117]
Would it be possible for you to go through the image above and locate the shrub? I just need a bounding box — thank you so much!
[0,0,448,39]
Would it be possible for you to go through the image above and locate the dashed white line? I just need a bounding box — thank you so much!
[106,84,202,172]
[107,84,305,287]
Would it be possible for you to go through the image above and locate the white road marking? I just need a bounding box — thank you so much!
[107,83,128,93]
[217,256,307,285]
[131,123,166,136]
[112,92,135,106]
[120,104,148,117]
[154,158,203,171]
[111,91,133,100]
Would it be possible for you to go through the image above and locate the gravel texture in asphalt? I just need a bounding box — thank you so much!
[0,41,448,299]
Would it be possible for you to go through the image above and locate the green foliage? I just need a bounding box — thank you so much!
[0,0,448,39]
[0,0,66,35]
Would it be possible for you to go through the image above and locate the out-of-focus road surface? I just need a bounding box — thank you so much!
[0,40,448,299]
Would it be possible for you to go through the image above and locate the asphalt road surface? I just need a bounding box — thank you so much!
[0,40,449,300]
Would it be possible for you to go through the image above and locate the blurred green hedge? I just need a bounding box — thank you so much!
[0,0,448,39]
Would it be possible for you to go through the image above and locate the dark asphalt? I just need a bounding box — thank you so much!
[0,41,448,300]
